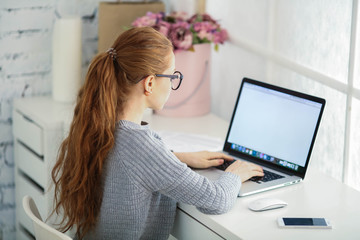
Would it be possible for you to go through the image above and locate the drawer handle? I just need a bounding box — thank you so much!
[17,140,44,160]
[18,169,45,193]
[22,115,34,123]
[16,110,34,124]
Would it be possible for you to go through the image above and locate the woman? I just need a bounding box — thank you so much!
[51,27,264,240]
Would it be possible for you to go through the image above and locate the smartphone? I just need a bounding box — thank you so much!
[277,217,332,229]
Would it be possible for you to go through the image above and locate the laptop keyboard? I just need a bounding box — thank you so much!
[215,160,236,171]
[215,160,285,183]
[249,169,284,183]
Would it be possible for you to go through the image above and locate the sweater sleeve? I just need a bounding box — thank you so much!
[118,129,242,215]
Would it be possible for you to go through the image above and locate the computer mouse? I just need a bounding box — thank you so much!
[248,198,287,212]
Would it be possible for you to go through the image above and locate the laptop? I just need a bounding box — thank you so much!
[211,78,326,197]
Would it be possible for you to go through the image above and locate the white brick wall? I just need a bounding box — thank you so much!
[1,0,168,238]
[0,0,103,238]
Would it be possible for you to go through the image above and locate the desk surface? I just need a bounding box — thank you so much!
[15,97,360,239]
[145,113,360,240]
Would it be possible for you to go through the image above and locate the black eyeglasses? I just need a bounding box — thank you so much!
[155,71,183,90]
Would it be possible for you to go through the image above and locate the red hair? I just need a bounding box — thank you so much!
[51,27,173,239]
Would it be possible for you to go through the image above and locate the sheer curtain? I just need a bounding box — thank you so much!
[206,0,360,190]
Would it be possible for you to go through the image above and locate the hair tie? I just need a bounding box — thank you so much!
[106,48,117,60]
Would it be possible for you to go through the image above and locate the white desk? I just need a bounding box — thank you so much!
[144,113,360,240]
[13,97,360,239]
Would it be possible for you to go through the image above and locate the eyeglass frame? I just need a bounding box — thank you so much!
[155,71,183,90]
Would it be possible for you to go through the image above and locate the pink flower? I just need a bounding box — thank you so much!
[201,14,218,25]
[132,12,162,27]
[131,11,228,51]
[197,30,212,41]
[188,13,217,25]
[132,16,156,27]
[213,29,228,44]
[193,22,215,32]
[153,20,171,37]
[193,22,217,41]
[168,22,193,50]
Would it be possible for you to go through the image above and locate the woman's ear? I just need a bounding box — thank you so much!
[143,75,154,96]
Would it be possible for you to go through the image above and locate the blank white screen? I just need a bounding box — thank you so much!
[228,83,322,167]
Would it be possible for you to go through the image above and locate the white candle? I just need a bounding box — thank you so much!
[52,17,82,103]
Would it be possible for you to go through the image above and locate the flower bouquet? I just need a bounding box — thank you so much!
[132,12,228,51]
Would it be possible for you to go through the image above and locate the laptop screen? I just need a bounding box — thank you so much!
[224,78,325,176]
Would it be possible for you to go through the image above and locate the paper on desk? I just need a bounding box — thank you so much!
[157,131,223,152]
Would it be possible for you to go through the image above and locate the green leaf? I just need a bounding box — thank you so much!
[214,44,219,52]
[202,38,211,44]
[192,32,200,44]
[188,46,195,52]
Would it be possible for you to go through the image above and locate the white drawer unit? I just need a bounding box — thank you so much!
[13,97,74,240]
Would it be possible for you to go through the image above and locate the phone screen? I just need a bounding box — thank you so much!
[283,218,327,226]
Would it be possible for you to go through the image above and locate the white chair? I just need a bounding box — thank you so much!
[22,195,72,240]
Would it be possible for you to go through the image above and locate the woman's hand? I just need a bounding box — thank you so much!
[225,160,264,182]
[174,151,264,182]
[174,151,234,169]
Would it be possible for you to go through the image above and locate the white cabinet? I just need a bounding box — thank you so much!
[13,97,74,239]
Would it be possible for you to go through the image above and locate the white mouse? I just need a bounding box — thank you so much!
[248,198,287,212]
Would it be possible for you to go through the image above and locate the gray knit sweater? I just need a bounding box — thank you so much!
[84,120,242,240]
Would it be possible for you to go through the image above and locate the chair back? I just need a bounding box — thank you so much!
[22,195,72,240]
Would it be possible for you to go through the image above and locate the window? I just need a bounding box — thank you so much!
[207,0,360,190]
